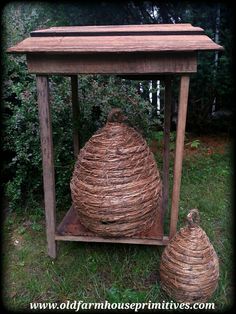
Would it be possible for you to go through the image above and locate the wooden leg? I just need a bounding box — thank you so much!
[162,77,172,219]
[71,75,79,158]
[169,75,190,239]
[36,75,57,258]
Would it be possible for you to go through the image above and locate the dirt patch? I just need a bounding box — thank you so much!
[149,139,160,155]
[11,230,25,251]
[185,134,230,156]
[150,134,230,157]
[143,271,160,286]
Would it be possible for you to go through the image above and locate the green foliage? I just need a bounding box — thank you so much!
[3,40,74,211]
[78,75,153,144]
[106,287,146,302]
[149,131,164,143]
[186,4,233,132]
[186,139,201,149]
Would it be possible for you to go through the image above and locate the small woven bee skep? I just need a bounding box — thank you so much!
[160,209,219,303]
[70,108,162,237]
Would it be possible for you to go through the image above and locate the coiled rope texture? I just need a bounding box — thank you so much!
[160,209,219,303]
[70,116,162,237]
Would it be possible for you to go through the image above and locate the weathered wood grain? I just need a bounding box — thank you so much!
[162,77,172,218]
[71,76,79,157]
[36,75,57,258]
[55,234,169,245]
[169,75,190,239]
[27,53,197,74]
[8,34,223,54]
[57,205,164,239]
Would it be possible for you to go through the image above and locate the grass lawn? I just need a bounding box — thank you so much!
[2,134,233,311]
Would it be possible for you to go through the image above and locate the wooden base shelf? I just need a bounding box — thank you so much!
[56,206,169,246]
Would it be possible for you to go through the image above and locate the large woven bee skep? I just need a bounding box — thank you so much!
[160,209,219,303]
[70,108,162,237]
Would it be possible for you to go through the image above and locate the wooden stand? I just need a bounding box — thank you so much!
[36,73,189,258]
[56,206,167,245]
[8,24,223,258]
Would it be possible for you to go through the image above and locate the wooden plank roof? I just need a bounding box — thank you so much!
[7,24,223,54]
[30,23,205,36]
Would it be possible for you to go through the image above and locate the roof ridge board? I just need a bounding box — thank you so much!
[30,30,205,37]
